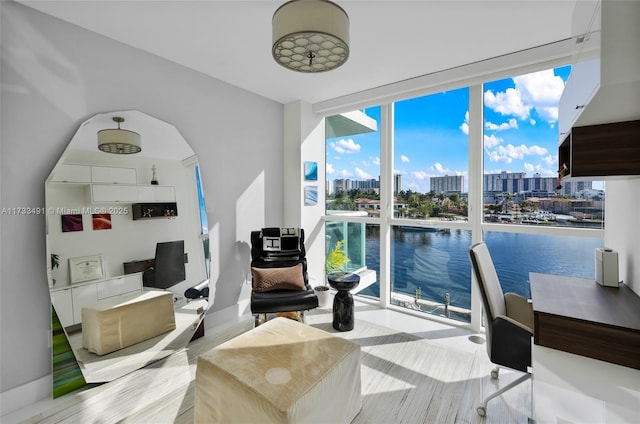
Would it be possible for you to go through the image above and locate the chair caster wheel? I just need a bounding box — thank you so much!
[490,368,499,379]
[477,405,486,417]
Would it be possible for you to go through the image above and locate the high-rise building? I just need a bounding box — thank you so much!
[333,178,352,194]
[430,175,464,194]
[483,171,591,198]
[394,174,402,194]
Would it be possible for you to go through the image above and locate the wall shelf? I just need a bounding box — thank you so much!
[132,202,178,220]
[559,119,640,180]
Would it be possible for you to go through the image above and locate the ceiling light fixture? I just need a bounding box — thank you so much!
[272,0,349,73]
[97,117,142,154]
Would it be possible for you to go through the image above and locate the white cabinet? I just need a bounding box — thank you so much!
[51,288,73,326]
[51,164,91,183]
[97,274,141,299]
[137,186,175,202]
[533,344,640,424]
[52,273,143,327]
[559,1,640,134]
[53,164,177,204]
[71,284,98,325]
[558,57,600,137]
[90,184,139,203]
[91,166,137,184]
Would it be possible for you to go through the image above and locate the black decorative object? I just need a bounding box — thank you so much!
[132,202,178,220]
[150,164,159,185]
[327,272,360,331]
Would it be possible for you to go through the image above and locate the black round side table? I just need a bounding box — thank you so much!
[327,272,360,331]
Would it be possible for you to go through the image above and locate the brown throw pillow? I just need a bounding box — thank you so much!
[251,264,306,292]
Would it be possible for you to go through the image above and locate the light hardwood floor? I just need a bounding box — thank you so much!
[13,303,531,423]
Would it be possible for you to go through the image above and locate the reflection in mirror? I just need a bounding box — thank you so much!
[45,110,210,384]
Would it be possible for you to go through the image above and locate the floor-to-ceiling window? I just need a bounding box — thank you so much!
[323,64,604,326]
[325,108,382,296]
[390,88,472,320]
[482,68,604,299]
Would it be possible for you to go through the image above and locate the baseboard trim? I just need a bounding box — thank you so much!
[0,374,52,419]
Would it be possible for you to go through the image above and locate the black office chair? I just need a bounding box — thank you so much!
[468,242,534,417]
[143,240,186,289]
[250,227,318,326]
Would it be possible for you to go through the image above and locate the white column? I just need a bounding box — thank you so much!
[283,101,326,286]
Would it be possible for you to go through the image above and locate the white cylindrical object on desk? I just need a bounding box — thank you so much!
[595,247,619,287]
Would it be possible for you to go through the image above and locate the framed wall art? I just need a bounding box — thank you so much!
[304,186,318,206]
[61,214,83,232]
[304,161,318,181]
[92,213,112,230]
[69,255,105,284]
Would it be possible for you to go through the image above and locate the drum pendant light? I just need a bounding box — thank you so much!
[97,117,142,154]
[272,0,349,73]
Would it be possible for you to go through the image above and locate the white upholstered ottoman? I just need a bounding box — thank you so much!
[195,317,362,423]
[82,290,176,355]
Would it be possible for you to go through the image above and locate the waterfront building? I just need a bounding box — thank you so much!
[333,178,352,194]
[484,171,592,200]
[430,175,464,195]
[394,174,402,194]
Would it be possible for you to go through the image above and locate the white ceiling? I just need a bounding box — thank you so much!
[19,0,585,105]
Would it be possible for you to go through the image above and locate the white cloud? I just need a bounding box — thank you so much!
[412,171,428,180]
[484,88,530,120]
[372,156,380,165]
[460,111,469,135]
[400,155,410,163]
[514,70,564,108]
[525,145,548,155]
[486,143,548,163]
[529,118,536,126]
[542,155,555,167]
[538,168,556,177]
[484,69,565,124]
[330,138,361,154]
[337,169,353,177]
[326,163,335,174]
[430,162,456,175]
[484,134,502,148]
[355,167,372,179]
[485,118,518,131]
[524,162,534,172]
[487,150,512,164]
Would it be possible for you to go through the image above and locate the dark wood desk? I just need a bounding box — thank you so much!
[530,272,640,370]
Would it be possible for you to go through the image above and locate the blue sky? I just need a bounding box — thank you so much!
[327,65,572,193]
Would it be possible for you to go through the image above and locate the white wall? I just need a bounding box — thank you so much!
[0,2,283,394]
[605,179,640,295]
[283,102,326,286]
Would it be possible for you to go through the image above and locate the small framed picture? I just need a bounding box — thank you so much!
[304,186,318,206]
[304,161,318,181]
[69,255,105,284]
[92,213,112,230]
[62,214,83,232]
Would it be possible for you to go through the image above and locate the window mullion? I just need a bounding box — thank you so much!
[468,83,484,332]
[378,103,393,308]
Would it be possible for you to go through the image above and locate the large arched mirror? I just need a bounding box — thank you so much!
[45,110,210,384]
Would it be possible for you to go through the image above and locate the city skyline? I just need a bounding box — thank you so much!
[327,170,596,200]
[326,65,576,194]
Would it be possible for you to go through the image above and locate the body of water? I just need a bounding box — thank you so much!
[360,225,603,319]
